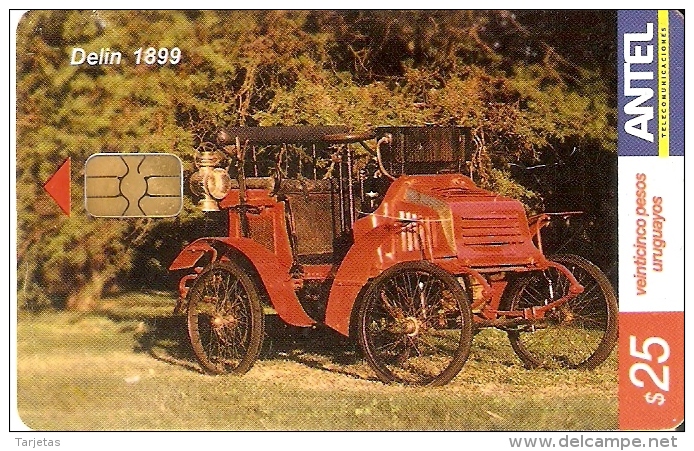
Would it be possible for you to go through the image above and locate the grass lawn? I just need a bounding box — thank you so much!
[16,292,617,430]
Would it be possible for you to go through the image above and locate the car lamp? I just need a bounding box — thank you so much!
[190,149,232,212]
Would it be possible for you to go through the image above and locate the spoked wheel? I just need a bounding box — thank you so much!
[357,261,473,386]
[187,261,264,375]
[503,254,618,370]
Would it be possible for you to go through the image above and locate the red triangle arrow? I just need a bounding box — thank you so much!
[43,157,71,216]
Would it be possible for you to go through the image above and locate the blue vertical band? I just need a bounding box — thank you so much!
[668,11,684,157]
[618,10,684,157]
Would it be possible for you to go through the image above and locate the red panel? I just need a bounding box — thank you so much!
[619,312,684,430]
[217,237,315,327]
[324,225,395,336]
[222,189,294,268]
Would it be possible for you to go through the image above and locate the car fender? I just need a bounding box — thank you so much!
[324,224,411,336]
[170,237,315,327]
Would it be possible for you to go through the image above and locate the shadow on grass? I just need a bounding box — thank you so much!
[105,308,371,380]
[102,310,203,374]
[260,316,375,381]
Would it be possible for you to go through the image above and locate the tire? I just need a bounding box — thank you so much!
[187,261,264,375]
[357,261,473,386]
[502,254,618,370]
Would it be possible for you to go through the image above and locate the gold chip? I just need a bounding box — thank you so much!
[84,153,183,217]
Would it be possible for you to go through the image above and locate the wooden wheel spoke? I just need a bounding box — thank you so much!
[380,291,404,319]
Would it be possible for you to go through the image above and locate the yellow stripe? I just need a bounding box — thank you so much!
[658,10,669,158]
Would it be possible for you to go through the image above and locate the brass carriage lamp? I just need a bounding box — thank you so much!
[190,147,232,212]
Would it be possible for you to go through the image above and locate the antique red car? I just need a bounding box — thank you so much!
[169,126,617,386]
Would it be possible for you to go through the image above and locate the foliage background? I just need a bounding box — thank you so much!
[16,10,617,310]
